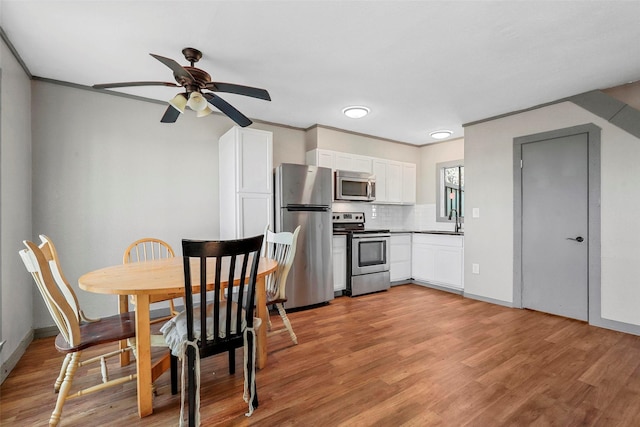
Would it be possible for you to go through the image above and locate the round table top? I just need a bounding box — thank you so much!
[79,256,277,296]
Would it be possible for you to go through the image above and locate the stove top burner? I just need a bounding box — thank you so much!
[332,211,390,234]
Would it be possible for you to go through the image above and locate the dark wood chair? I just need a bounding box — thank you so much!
[19,235,137,427]
[162,234,263,425]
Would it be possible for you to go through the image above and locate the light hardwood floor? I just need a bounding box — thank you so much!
[2,284,640,426]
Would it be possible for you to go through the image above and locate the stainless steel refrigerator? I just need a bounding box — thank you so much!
[275,163,334,309]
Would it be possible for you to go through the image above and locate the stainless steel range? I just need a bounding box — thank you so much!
[332,212,391,296]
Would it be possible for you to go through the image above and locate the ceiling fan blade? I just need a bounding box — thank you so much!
[150,53,195,82]
[204,93,252,127]
[160,105,181,123]
[205,82,271,101]
[93,81,179,89]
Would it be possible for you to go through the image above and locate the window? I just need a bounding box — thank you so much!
[436,160,464,223]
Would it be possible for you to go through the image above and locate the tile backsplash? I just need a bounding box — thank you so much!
[332,202,459,232]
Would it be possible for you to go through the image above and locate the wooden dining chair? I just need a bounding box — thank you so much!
[160,234,264,425]
[123,237,181,323]
[19,235,137,427]
[263,225,301,344]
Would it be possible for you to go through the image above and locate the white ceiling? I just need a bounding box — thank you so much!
[2,1,639,145]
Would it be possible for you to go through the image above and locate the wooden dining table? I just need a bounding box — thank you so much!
[78,255,277,418]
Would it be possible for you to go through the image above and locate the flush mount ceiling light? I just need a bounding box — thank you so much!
[430,130,453,140]
[342,106,370,119]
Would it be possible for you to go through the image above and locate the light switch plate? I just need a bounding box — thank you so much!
[472,263,480,274]
[472,208,480,218]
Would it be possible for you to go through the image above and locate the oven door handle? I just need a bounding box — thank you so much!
[352,234,391,240]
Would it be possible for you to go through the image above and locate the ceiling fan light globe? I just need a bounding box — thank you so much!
[197,106,213,118]
[187,92,208,111]
[168,93,187,113]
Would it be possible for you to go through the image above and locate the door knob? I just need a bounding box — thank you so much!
[566,236,584,243]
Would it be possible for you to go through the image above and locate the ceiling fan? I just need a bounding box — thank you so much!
[93,47,271,127]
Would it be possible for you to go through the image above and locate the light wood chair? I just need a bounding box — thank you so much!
[263,225,301,344]
[19,235,137,427]
[122,237,181,323]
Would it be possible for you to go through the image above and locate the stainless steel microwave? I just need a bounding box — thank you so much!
[334,170,376,202]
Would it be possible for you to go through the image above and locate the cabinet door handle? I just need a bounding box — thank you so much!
[566,236,584,243]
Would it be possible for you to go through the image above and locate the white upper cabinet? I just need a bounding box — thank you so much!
[351,155,372,173]
[372,160,387,202]
[316,150,334,169]
[219,127,273,239]
[308,149,415,205]
[220,127,272,194]
[334,152,372,173]
[386,161,403,203]
[402,163,416,204]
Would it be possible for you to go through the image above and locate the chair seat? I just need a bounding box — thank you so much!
[55,312,137,353]
[266,296,287,305]
[161,302,246,357]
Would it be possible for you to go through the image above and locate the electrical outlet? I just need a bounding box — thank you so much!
[472,263,480,274]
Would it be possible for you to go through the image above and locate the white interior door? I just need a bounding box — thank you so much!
[521,133,589,321]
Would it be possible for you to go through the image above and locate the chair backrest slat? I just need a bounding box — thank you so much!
[123,238,175,264]
[182,235,263,353]
[262,226,300,301]
[19,236,82,346]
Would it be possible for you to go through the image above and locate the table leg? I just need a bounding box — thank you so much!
[134,294,153,417]
[118,295,131,366]
[256,276,267,369]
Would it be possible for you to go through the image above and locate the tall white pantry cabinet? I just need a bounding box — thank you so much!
[218,126,273,240]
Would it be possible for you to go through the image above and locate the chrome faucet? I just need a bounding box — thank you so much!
[448,209,461,233]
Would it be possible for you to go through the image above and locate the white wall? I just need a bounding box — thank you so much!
[312,125,419,164]
[464,101,640,327]
[0,37,33,376]
[31,80,306,327]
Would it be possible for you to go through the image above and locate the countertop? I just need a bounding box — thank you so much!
[391,229,464,236]
[332,229,463,236]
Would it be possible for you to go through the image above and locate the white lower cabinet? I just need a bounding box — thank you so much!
[390,234,412,282]
[411,233,463,290]
[332,235,347,292]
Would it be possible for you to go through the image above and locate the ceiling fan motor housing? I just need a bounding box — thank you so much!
[180,67,212,92]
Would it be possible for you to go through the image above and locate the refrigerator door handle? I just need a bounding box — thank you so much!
[286,205,330,212]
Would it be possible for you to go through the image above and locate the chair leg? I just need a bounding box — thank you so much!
[170,354,178,395]
[50,351,81,427]
[276,303,298,344]
[245,330,259,413]
[229,348,236,375]
[187,345,197,427]
[54,354,72,393]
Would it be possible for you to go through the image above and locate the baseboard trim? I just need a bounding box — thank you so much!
[391,279,413,287]
[34,325,59,339]
[411,280,463,296]
[1,329,34,384]
[463,291,514,308]
[590,316,640,337]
